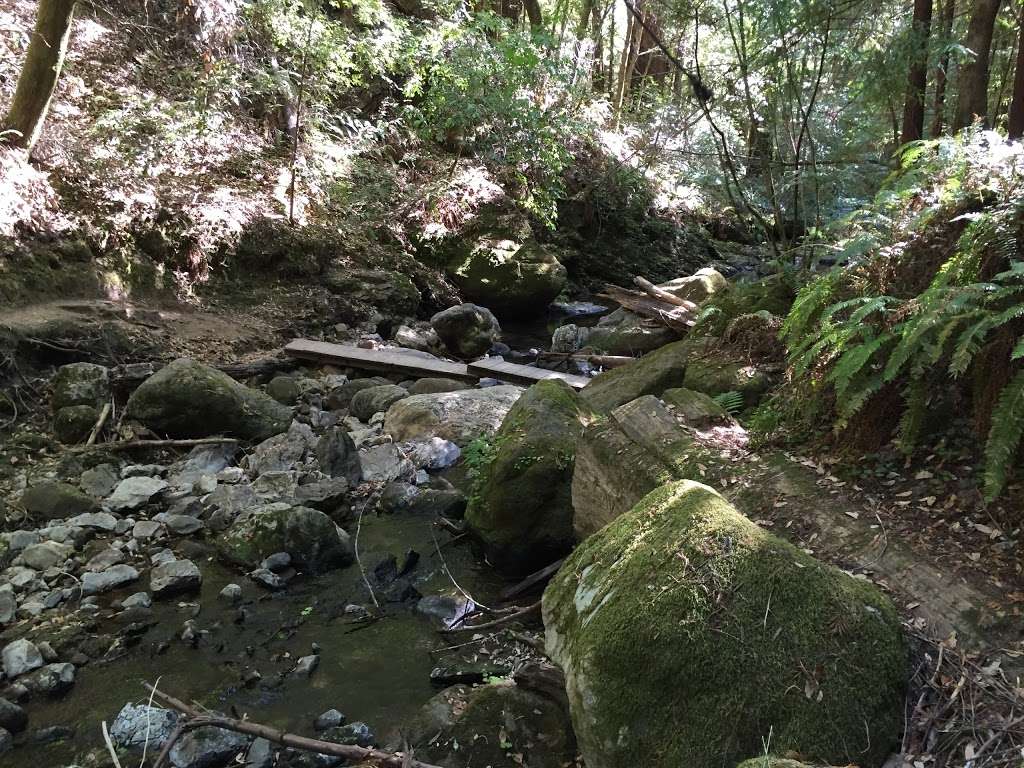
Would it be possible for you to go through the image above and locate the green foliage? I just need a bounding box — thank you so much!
[402,13,594,225]
[780,133,1024,499]
[712,391,745,415]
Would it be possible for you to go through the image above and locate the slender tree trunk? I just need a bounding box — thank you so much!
[931,0,956,136]
[1009,0,1024,138]
[901,0,934,143]
[1,0,77,153]
[953,0,1004,130]
[523,0,543,30]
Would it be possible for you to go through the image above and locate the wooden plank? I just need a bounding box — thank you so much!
[468,358,590,390]
[284,339,475,381]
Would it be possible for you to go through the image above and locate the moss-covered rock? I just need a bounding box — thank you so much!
[584,309,680,356]
[447,237,567,318]
[735,758,823,768]
[51,363,110,412]
[53,405,99,444]
[430,303,501,359]
[20,482,100,521]
[216,503,353,574]
[266,376,301,405]
[404,681,576,768]
[661,388,732,428]
[682,344,774,408]
[326,377,392,411]
[693,275,796,337]
[324,268,421,316]
[466,380,590,577]
[349,384,409,422]
[543,480,906,768]
[579,339,689,413]
[126,358,292,441]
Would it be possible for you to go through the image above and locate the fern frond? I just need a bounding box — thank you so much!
[712,391,744,414]
[827,333,891,399]
[895,378,928,453]
[983,368,1024,501]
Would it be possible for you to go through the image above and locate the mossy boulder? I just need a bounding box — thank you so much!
[447,237,567,318]
[404,682,575,768]
[126,358,292,441]
[326,377,392,411]
[466,380,590,577]
[543,480,906,768]
[408,378,470,395]
[217,503,354,574]
[660,388,732,428]
[51,363,110,412]
[584,309,679,356]
[579,339,689,413]
[349,384,409,422]
[266,376,301,405]
[20,482,101,521]
[694,275,796,337]
[430,303,501,359]
[53,405,99,444]
[324,268,421,316]
[682,345,774,408]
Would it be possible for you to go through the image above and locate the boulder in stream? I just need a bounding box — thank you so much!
[126,358,292,441]
[579,339,689,413]
[430,303,501,359]
[383,385,522,446]
[19,481,100,521]
[466,379,589,577]
[543,479,906,768]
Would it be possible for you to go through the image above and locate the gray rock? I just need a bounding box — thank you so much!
[0,585,15,625]
[262,552,291,572]
[314,709,346,731]
[383,386,523,447]
[169,724,249,768]
[19,482,99,521]
[218,504,353,575]
[219,583,243,603]
[248,568,286,590]
[51,363,110,411]
[169,444,238,490]
[22,662,75,696]
[430,303,501,359]
[0,697,27,733]
[158,513,204,535]
[325,377,392,411]
[349,385,409,422]
[79,464,121,497]
[405,437,461,470]
[315,428,362,484]
[267,375,301,405]
[53,405,98,444]
[245,737,274,768]
[416,595,475,628]
[106,476,169,512]
[252,470,298,501]
[110,702,179,751]
[132,520,164,540]
[0,727,10,756]
[293,478,349,513]
[121,591,152,609]
[82,564,140,595]
[2,530,40,553]
[291,654,319,677]
[20,541,73,571]
[127,358,292,441]
[408,377,471,395]
[204,482,258,518]
[2,639,43,678]
[85,547,125,572]
[248,421,316,476]
[321,721,375,748]
[359,444,415,484]
[67,511,118,531]
[551,323,590,353]
[151,559,202,598]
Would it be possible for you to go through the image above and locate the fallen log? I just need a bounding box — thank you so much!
[597,285,696,331]
[499,558,565,602]
[537,352,636,368]
[144,684,444,768]
[444,600,542,633]
[634,276,699,312]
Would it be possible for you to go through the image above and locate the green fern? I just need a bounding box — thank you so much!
[713,391,745,415]
[983,369,1024,500]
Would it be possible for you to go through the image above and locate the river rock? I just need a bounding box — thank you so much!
[572,395,698,538]
[126,358,292,440]
[151,559,202,598]
[350,384,409,422]
[467,380,589,577]
[430,303,501,359]
[657,266,729,303]
[2,639,43,678]
[169,724,249,768]
[158,513,204,535]
[107,476,168,512]
[384,385,522,446]
[0,698,27,733]
[406,681,574,768]
[110,702,179,751]
[80,464,121,497]
[359,443,415,483]
[0,728,10,755]
[247,421,316,476]
[53,405,99,444]
[661,387,733,427]
[82,564,140,595]
[314,708,346,730]
[326,377,391,411]
[20,481,100,521]
[579,339,689,413]
[122,591,152,609]
[408,377,470,395]
[395,324,444,355]
[0,585,15,625]
[543,480,906,768]
[217,504,353,574]
[22,662,75,696]
[585,309,679,356]
[51,362,110,411]
[405,437,461,470]
[20,541,73,571]
[266,375,301,405]
[316,428,362,483]
[551,323,590,353]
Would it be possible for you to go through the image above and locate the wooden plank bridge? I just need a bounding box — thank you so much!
[284,339,591,390]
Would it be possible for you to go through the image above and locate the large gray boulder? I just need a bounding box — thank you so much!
[543,480,906,768]
[126,358,291,441]
[579,339,689,413]
[383,386,522,446]
[466,380,589,577]
[51,362,110,411]
[217,503,353,574]
[657,267,729,303]
[430,303,501,359]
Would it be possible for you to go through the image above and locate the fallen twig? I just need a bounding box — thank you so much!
[86,401,112,446]
[69,437,239,453]
[144,684,444,768]
[499,558,564,602]
[444,600,541,633]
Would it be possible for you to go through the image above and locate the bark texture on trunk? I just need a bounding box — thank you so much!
[901,0,934,143]
[1008,2,1024,139]
[953,0,1004,131]
[931,0,957,136]
[1,0,77,153]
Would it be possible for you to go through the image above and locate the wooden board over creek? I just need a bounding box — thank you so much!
[284,339,591,390]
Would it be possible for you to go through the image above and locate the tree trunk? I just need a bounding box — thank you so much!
[953,0,1004,131]
[1,0,77,154]
[523,0,543,30]
[931,0,957,136]
[1009,1,1024,139]
[901,0,934,143]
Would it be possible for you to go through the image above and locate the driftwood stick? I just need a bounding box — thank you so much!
[537,352,636,368]
[143,684,444,768]
[634,276,699,311]
[85,402,111,446]
[70,437,240,453]
[499,559,565,602]
[444,600,542,633]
